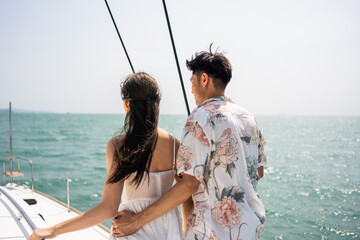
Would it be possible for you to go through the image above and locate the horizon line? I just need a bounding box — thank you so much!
[0,109,359,117]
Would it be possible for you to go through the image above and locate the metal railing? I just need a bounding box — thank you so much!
[0,187,38,231]
[2,156,35,191]
[3,102,110,233]
[67,172,70,212]
[2,156,71,212]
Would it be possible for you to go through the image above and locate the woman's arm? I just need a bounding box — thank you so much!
[112,173,199,237]
[30,138,123,239]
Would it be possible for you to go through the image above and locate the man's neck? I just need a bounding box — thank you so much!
[205,92,225,101]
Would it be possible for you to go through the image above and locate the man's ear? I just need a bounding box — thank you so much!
[201,72,210,87]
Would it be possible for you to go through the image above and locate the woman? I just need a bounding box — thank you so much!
[30,72,184,240]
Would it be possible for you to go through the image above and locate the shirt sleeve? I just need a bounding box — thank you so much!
[176,121,210,183]
[257,128,268,168]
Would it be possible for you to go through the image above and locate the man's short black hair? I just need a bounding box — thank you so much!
[186,44,232,90]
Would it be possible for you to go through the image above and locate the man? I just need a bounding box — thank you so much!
[112,47,268,239]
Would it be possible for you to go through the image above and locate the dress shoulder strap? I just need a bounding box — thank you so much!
[172,135,176,169]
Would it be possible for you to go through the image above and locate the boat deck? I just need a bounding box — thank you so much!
[0,184,110,240]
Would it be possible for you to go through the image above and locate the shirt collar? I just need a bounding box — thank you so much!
[197,96,227,109]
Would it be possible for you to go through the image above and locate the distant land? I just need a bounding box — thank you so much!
[0,108,52,114]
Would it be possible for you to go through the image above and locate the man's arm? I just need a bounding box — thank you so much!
[175,174,194,233]
[180,195,194,233]
[112,174,200,237]
[258,166,264,180]
[173,137,195,233]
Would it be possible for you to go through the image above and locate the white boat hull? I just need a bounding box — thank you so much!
[0,184,110,240]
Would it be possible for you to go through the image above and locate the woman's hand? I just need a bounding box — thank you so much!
[29,228,56,240]
[112,210,139,237]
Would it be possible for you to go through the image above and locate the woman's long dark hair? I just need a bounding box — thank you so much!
[107,72,161,187]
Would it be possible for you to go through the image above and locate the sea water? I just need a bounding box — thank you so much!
[0,113,359,239]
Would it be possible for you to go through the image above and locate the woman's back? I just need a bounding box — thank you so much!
[149,128,178,172]
[121,128,179,202]
[112,128,183,240]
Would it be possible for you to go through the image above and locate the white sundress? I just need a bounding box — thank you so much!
[110,137,183,240]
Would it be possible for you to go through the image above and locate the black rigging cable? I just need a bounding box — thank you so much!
[162,0,190,116]
[104,0,135,73]
[104,0,190,115]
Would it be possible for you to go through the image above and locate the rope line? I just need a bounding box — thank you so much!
[104,0,135,73]
[161,0,190,116]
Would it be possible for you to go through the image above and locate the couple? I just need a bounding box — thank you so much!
[30,48,267,240]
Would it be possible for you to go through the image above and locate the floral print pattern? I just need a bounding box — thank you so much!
[193,202,206,228]
[178,96,268,240]
[258,130,267,166]
[201,99,230,118]
[213,128,239,168]
[212,196,242,229]
[185,121,210,147]
[176,146,192,172]
[210,231,219,240]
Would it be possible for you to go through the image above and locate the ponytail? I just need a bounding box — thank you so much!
[107,72,161,187]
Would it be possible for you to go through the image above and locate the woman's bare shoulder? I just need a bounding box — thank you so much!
[157,128,180,148]
[106,135,125,152]
[157,128,173,141]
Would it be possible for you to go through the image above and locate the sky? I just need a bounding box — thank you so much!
[0,0,359,115]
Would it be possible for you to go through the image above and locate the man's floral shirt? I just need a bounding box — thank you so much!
[177,96,267,240]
